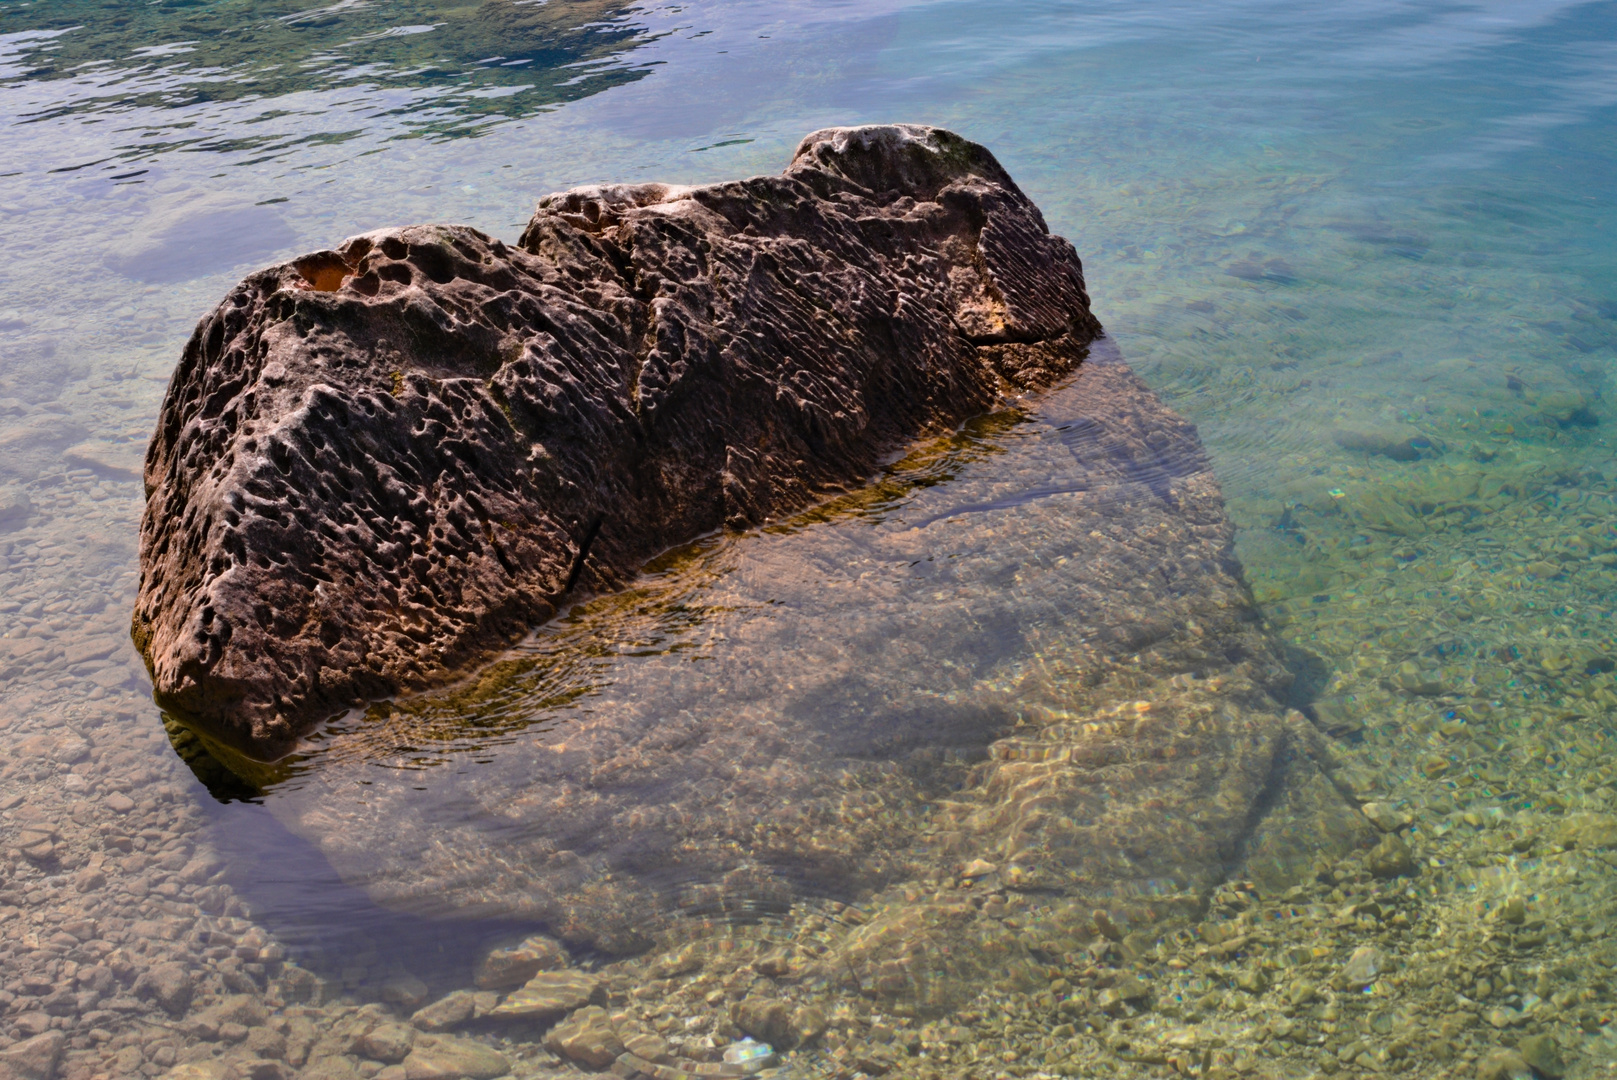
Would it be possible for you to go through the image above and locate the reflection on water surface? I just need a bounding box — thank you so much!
[0,0,654,146]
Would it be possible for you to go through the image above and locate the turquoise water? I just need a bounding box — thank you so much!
[4,0,1617,1076]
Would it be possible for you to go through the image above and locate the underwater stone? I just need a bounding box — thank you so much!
[543,1007,623,1070]
[1367,832,1415,878]
[0,489,31,530]
[791,1006,829,1044]
[489,970,601,1019]
[1359,801,1411,833]
[1339,945,1385,990]
[731,998,796,1049]
[1554,813,1617,850]
[473,933,567,989]
[199,994,268,1030]
[619,1030,671,1064]
[1096,976,1151,1015]
[722,1039,778,1072]
[379,975,429,1011]
[134,123,1102,757]
[1331,420,1426,461]
[0,1031,65,1080]
[131,961,195,1017]
[409,993,477,1033]
[1476,1048,1533,1080]
[1516,1034,1566,1079]
[400,1037,508,1080]
[1532,388,1594,427]
[159,1065,230,1080]
[358,1025,416,1065]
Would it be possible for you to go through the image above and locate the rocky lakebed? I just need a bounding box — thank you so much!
[4,125,1617,1080]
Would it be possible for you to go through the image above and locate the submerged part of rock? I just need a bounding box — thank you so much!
[135,123,1103,758]
[220,338,1374,1014]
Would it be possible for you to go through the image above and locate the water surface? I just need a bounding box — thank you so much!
[4,0,1617,1075]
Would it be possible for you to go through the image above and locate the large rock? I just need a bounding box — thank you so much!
[137,126,1378,1013]
[134,124,1102,757]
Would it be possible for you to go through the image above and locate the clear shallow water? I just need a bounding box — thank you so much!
[0,0,653,142]
[4,0,1617,1077]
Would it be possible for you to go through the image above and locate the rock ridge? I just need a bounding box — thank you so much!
[134,124,1103,757]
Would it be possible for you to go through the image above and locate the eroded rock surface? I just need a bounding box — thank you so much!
[135,124,1102,757]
